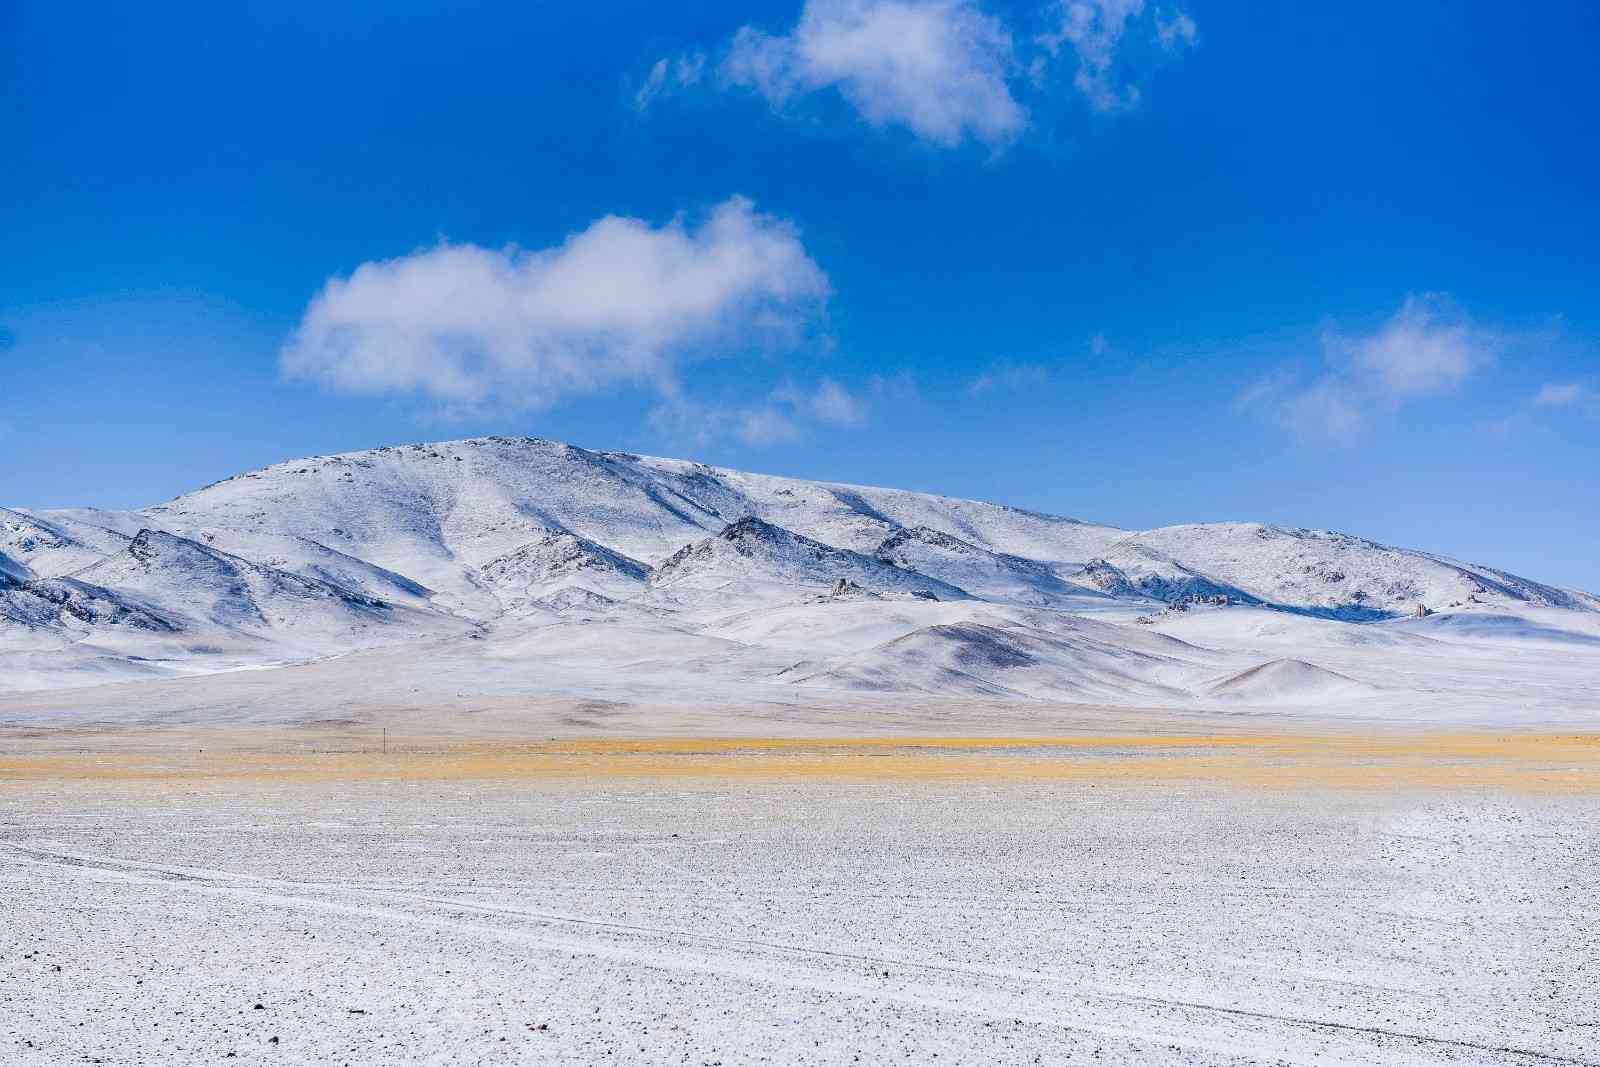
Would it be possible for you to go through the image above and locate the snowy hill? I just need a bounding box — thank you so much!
[2,434,1597,709]
[136,437,1124,597]
[1101,523,1598,618]
[45,530,467,655]
[479,533,651,613]
[179,527,441,611]
[782,609,1215,703]
[651,517,967,601]
[1203,658,1378,705]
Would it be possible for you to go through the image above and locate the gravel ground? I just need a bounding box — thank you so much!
[3,762,1597,1066]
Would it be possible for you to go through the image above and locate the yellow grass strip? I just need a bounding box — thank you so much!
[2,733,1598,793]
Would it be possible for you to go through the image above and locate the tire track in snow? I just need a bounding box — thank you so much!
[7,843,1592,1067]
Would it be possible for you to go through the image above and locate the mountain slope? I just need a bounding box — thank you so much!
[784,612,1214,702]
[1203,658,1379,705]
[478,533,651,612]
[0,572,73,630]
[0,507,131,580]
[651,517,967,601]
[51,529,463,651]
[634,455,1128,560]
[0,551,27,583]
[138,439,729,601]
[872,526,1090,606]
[136,438,1125,597]
[177,527,440,612]
[1104,523,1596,617]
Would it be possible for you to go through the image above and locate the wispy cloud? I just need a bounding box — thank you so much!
[1492,380,1596,435]
[281,197,829,414]
[1154,8,1198,51]
[643,0,1197,147]
[1037,0,1148,112]
[634,52,707,111]
[868,369,921,402]
[968,360,1051,395]
[1533,382,1584,408]
[736,406,805,445]
[806,377,868,424]
[1033,1,1196,111]
[1235,372,1364,445]
[1240,294,1499,445]
[650,376,868,448]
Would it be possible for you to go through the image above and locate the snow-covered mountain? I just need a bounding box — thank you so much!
[651,517,966,602]
[53,529,463,649]
[1099,523,1596,618]
[3,435,1597,709]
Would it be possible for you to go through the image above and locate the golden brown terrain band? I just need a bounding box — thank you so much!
[3,730,1598,792]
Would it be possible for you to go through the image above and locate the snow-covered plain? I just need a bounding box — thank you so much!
[3,744,1597,1067]
[2,434,1597,725]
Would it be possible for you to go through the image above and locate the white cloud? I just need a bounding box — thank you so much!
[1236,373,1365,446]
[1533,382,1584,408]
[635,52,707,111]
[1154,9,1197,51]
[736,407,804,445]
[649,376,866,448]
[1333,293,1492,400]
[654,1,1197,144]
[1281,379,1365,444]
[281,197,829,412]
[719,0,1026,148]
[808,377,867,424]
[1241,294,1497,445]
[771,376,869,426]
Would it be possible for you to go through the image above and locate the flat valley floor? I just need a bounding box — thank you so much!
[3,723,1598,1066]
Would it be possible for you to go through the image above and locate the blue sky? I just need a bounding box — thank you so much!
[4,1,1598,588]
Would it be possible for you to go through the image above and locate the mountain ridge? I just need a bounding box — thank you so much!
[4,434,1596,703]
